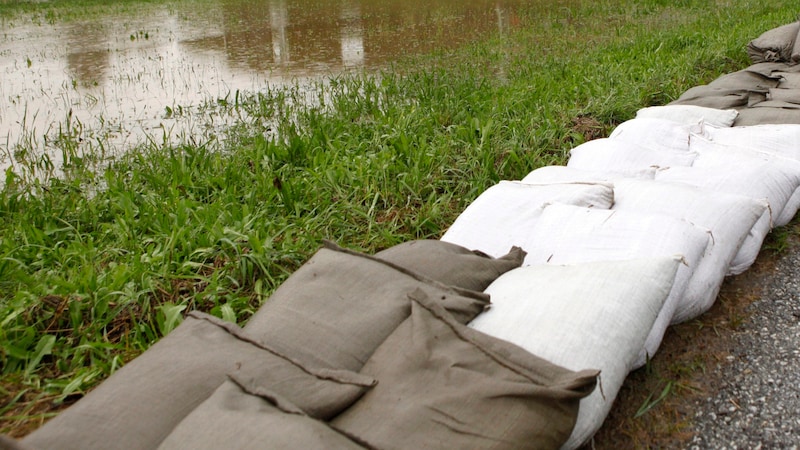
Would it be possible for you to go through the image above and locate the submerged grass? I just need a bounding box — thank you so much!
[1,0,799,441]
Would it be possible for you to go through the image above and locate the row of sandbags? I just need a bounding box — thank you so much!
[442,104,800,448]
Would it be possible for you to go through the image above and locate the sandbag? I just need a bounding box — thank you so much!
[669,70,780,110]
[708,69,781,90]
[521,203,710,367]
[635,105,739,128]
[567,137,697,173]
[608,118,699,154]
[22,312,374,450]
[469,257,681,450]
[158,380,368,450]
[746,21,800,63]
[440,181,614,257]
[778,72,800,89]
[657,153,800,226]
[688,137,800,228]
[733,106,800,125]
[768,87,800,104]
[0,435,30,450]
[702,123,800,161]
[670,85,752,110]
[244,242,491,372]
[374,239,525,293]
[333,289,598,450]
[521,165,655,184]
[612,179,768,323]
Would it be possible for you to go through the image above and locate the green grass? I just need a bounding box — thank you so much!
[2,0,800,437]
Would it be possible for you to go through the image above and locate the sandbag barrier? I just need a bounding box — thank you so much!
[447,110,800,448]
[7,20,800,450]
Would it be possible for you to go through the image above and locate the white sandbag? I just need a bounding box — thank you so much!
[609,117,700,154]
[690,137,800,275]
[522,203,710,367]
[689,136,800,227]
[656,161,799,228]
[636,105,739,128]
[732,211,773,275]
[655,165,786,278]
[440,181,614,258]
[701,123,800,161]
[469,257,681,450]
[613,179,768,323]
[567,138,697,174]
[521,165,655,184]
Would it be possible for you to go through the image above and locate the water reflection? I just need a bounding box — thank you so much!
[0,0,528,178]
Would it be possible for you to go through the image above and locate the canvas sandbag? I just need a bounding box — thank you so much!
[670,85,752,110]
[608,118,698,154]
[612,179,767,323]
[752,98,800,109]
[778,72,800,89]
[332,289,598,450]
[521,165,655,184]
[22,312,375,450]
[468,257,681,449]
[708,69,781,90]
[243,242,490,372]
[521,203,709,367]
[440,181,614,258]
[567,137,697,173]
[747,21,800,63]
[158,379,368,450]
[669,70,780,110]
[635,105,739,128]
[744,61,800,78]
[767,87,800,105]
[0,435,29,450]
[374,239,525,292]
[733,105,800,125]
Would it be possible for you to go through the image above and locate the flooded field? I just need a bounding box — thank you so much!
[0,0,529,179]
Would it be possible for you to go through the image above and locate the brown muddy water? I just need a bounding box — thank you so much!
[0,0,531,178]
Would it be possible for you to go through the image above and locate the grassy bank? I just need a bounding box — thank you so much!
[1,0,799,440]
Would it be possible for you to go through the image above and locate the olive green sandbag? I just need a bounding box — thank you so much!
[734,106,800,125]
[23,312,375,450]
[244,241,504,372]
[158,379,370,450]
[375,239,525,292]
[747,21,800,63]
[331,289,599,450]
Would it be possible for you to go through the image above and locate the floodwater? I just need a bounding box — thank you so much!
[0,0,529,177]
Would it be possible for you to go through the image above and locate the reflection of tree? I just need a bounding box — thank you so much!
[270,0,290,64]
[179,0,524,76]
[182,0,341,73]
[64,22,110,86]
[353,0,521,67]
[339,0,364,68]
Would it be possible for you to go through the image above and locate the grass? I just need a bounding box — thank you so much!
[1,0,800,441]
